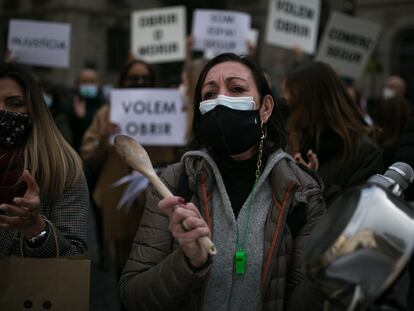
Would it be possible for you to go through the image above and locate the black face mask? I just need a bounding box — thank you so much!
[200,105,262,155]
[0,110,32,149]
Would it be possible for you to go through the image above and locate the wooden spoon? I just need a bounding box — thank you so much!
[114,135,217,256]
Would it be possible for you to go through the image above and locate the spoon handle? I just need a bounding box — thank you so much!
[114,135,217,256]
[147,174,217,256]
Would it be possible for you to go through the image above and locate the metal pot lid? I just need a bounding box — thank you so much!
[305,184,414,310]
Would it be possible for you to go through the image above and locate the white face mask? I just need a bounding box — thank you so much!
[79,84,98,98]
[199,95,255,115]
[382,87,396,99]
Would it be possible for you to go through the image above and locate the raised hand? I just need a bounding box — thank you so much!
[158,196,210,268]
[294,149,319,171]
[0,170,45,238]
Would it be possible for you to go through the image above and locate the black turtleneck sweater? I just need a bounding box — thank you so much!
[217,153,261,218]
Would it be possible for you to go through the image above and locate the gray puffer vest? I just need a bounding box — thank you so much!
[120,149,326,311]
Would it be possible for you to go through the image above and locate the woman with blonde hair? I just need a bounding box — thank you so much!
[0,62,88,256]
[283,61,383,205]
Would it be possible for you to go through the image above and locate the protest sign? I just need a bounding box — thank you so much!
[248,28,259,48]
[110,89,187,146]
[192,9,251,56]
[7,19,71,68]
[316,12,381,80]
[131,6,186,63]
[265,0,321,54]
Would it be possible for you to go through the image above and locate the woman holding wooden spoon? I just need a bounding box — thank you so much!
[120,53,326,311]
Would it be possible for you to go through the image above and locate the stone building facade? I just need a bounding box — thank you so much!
[356,0,414,99]
[1,0,414,98]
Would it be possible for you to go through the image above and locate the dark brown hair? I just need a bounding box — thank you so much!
[118,59,156,88]
[372,96,411,148]
[284,61,366,163]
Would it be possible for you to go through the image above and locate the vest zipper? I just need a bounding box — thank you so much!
[261,182,297,292]
[197,173,212,311]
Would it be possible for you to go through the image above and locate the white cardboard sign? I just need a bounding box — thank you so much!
[7,19,71,68]
[248,28,259,48]
[131,6,186,64]
[110,89,187,146]
[192,9,251,56]
[265,0,321,54]
[315,12,381,80]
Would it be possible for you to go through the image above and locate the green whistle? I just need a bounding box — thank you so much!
[234,250,247,275]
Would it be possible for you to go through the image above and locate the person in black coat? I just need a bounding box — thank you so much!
[68,67,104,153]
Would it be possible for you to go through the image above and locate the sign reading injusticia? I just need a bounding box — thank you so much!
[7,19,71,68]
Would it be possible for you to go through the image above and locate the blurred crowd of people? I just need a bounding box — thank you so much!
[1,35,413,311]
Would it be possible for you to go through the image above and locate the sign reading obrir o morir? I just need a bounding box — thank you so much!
[137,13,177,56]
[131,6,186,64]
